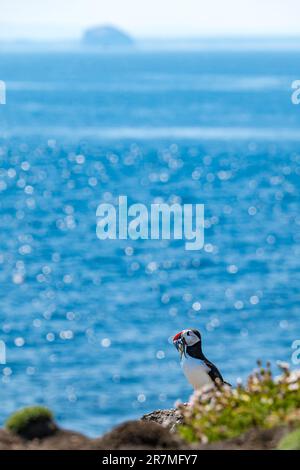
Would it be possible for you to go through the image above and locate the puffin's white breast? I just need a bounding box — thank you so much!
[181,355,213,390]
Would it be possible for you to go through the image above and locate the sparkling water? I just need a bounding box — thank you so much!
[0,49,299,436]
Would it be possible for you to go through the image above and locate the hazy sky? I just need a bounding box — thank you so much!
[1,0,300,39]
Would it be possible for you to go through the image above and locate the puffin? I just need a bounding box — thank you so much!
[173,329,231,390]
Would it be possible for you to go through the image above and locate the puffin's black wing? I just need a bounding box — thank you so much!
[204,359,231,386]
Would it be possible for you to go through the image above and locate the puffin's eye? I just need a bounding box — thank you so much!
[187,331,190,336]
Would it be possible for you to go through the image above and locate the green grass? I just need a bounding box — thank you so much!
[179,362,300,444]
[278,428,300,450]
[5,406,54,435]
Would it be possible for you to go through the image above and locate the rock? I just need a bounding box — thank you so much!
[18,416,57,440]
[82,25,134,47]
[0,429,25,450]
[195,426,290,450]
[93,420,184,450]
[141,408,184,432]
[0,428,91,450]
[27,429,92,450]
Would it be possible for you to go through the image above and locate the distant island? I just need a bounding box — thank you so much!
[82,25,134,47]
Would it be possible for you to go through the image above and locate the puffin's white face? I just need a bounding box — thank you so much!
[173,329,201,358]
[181,329,201,347]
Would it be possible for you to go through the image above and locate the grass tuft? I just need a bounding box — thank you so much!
[5,406,54,437]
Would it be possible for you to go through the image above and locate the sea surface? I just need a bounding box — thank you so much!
[0,48,299,436]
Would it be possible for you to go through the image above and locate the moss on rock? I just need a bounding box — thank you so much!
[5,406,57,440]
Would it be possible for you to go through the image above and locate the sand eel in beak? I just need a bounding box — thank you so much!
[173,329,231,391]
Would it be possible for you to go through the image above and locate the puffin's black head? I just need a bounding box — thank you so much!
[173,329,202,357]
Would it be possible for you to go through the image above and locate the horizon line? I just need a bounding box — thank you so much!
[2,35,300,42]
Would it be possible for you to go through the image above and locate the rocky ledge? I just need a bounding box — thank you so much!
[1,366,300,450]
[0,418,184,451]
[0,407,296,451]
[141,408,184,432]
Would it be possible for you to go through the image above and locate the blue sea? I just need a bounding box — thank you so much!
[0,47,299,436]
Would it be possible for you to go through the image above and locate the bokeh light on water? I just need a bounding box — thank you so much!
[0,50,299,435]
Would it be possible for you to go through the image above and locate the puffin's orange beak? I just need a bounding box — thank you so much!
[173,331,183,343]
[173,331,185,357]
